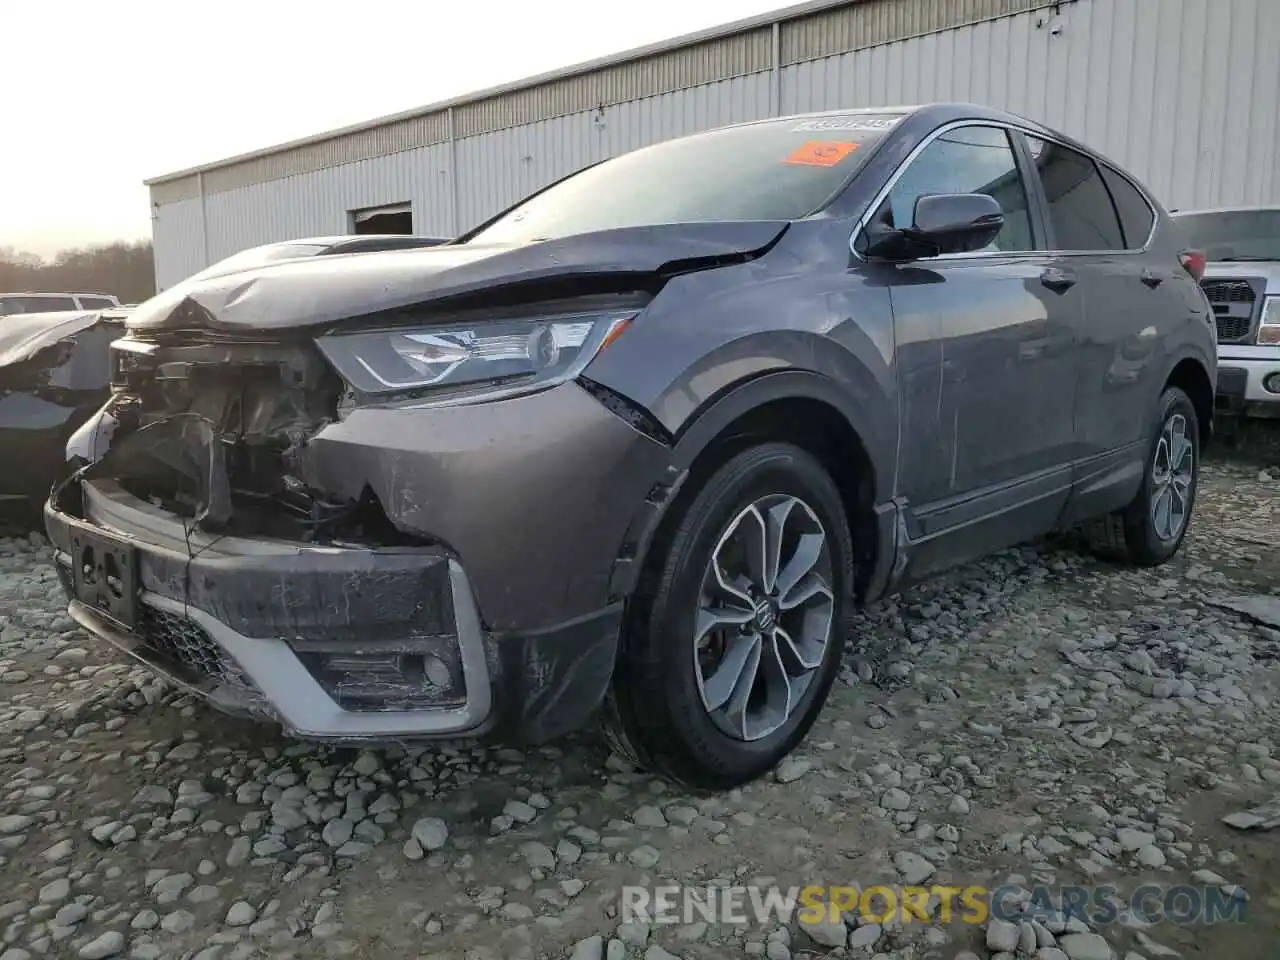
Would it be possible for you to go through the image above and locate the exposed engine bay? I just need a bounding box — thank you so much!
[92,334,415,545]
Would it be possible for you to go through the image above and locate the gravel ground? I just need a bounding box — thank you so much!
[2,447,1279,960]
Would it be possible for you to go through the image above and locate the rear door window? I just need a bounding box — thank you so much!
[1025,137,1125,251]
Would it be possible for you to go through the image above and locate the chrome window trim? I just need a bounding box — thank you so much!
[850,119,1159,263]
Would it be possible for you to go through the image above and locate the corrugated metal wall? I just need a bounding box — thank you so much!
[152,0,1280,289]
[151,197,205,288]
[779,0,1280,207]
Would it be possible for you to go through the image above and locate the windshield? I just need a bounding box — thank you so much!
[186,242,332,283]
[1173,209,1280,262]
[467,114,904,245]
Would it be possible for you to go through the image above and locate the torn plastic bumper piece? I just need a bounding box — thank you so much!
[44,477,622,743]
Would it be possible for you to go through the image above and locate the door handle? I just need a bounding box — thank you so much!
[1040,267,1077,293]
[1141,269,1165,288]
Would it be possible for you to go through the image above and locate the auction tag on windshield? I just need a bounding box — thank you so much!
[792,115,902,132]
[783,141,859,167]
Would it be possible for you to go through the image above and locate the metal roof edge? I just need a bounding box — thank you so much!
[1170,205,1280,215]
[144,0,860,186]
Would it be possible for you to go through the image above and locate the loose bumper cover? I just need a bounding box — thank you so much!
[45,477,622,744]
[42,376,676,743]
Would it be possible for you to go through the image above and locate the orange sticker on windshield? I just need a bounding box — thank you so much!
[783,140,859,167]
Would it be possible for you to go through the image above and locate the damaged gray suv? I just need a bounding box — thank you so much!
[46,103,1216,789]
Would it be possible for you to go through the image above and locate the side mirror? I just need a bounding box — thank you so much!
[863,193,1006,262]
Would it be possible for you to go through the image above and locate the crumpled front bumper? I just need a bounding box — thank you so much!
[44,377,672,743]
[44,475,622,744]
[64,564,493,739]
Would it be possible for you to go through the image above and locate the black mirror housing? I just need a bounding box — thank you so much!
[908,193,1005,254]
[863,193,1006,262]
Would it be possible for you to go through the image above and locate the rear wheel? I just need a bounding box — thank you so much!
[1083,386,1199,566]
[601,442,852,789]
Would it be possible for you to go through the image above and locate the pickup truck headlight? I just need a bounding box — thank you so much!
[316,309,633,405]
[1259,297,1280,345]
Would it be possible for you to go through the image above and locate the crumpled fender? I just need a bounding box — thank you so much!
[0,311,103,367]
[0,311,124,499]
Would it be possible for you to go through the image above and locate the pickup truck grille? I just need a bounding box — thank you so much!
[1201,278,1259,343]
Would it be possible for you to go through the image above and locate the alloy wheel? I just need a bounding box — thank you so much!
[693,494,835,742]
[1150,413,1194,542]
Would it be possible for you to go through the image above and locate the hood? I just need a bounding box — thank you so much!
[126,221,790,334]
[1201,261,1280,291]
[0,311,106,367]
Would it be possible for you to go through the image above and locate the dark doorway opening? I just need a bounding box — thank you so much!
[350,203,412,235]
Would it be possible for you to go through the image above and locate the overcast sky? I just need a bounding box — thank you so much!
[3,0,788,258]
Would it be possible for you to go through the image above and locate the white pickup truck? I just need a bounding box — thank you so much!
[1172,206,1280,426]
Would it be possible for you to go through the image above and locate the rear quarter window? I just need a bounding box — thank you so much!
[1099,166,1155,249]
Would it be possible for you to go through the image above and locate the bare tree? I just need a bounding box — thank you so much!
[0,241,155,303]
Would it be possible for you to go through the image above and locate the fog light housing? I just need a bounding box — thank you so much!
[1263,373,1280,395]
[294,639,467,712]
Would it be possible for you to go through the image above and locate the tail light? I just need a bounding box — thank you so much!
[1178,249,1207,283]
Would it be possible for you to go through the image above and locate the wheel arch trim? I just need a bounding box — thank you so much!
[605,368,892,603]
[1160,348,1215,445]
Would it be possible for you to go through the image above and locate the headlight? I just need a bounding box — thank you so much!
[315,309,634,405]
[1259,297,1280,345]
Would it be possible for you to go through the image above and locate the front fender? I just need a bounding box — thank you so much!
[587,235,900,603]
[667,366,891,483]
[583,229,898,490]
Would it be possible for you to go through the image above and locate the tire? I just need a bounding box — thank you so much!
[601,442,853,789]
[1083,386,1200,567]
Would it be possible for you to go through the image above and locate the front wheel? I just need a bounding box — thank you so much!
[601,442,853,790]
[1085,386,1200,567]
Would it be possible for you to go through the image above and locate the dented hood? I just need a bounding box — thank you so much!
[0,311,104,367]
[126,221,790,333]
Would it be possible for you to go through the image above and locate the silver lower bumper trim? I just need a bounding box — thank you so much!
[67,559,493,740]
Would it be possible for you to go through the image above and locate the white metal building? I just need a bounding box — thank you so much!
[146,0,1280,291]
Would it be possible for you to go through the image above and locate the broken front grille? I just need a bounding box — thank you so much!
[1202,278,1260,343]
[136,605,255,692]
